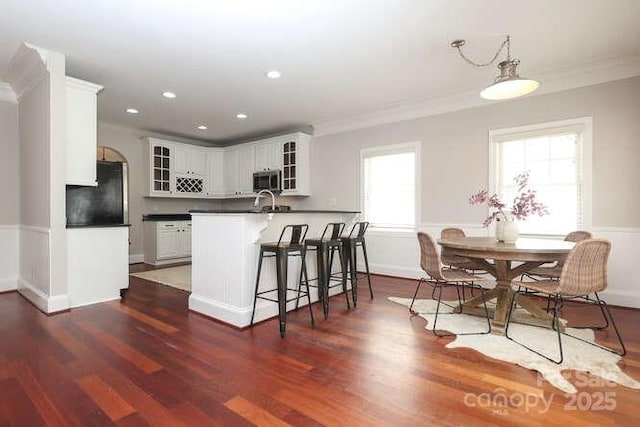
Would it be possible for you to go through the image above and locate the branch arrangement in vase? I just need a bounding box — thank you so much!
[469,171,549,227]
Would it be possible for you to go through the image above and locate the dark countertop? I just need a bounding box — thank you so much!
[66,223,131,229]
[143,214,191,221]
[189,209,360,214]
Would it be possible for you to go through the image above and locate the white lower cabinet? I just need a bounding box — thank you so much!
[67,226,129,308]
[144,221,192,265]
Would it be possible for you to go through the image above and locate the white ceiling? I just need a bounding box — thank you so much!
[1,0,639,143]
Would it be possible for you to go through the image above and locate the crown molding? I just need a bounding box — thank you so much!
[0,81,17,103]
[313,55,640,137]
[5,43,53,101]
[65,76,103,94]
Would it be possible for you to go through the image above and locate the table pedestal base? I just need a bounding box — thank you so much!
[458,287,561,332]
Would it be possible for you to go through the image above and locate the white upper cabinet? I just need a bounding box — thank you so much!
[280,132,311,196]
[223,145,255,197]
[205,149,225,197]
[145,138,174,197]
[174,144,207,176]
[172,144,206,197]
[237,144,255,195]
[254,139,282,172]
[223,148,239,197]
[65,77,103,186]
[144,132,310,199]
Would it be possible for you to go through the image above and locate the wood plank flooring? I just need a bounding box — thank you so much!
[1,267,639,426]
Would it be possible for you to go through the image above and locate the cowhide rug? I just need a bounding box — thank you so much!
[389,297,640,394]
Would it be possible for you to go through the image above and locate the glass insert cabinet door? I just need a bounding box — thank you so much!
[153,145,171,192]
[282,141,297,190]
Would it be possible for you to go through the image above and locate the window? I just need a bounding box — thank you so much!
[489,117,592,235]
[361,142,420,231]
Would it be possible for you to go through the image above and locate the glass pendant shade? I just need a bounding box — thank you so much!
[480,59,539,100]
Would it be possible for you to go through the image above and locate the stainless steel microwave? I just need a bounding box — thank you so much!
[253,170,281,193]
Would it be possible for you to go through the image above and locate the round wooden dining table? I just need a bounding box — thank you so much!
[437,236,575,329]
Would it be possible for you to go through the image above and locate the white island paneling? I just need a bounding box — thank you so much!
[189,210,360,327]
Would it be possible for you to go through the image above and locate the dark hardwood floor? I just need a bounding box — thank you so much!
[1,267,639,426]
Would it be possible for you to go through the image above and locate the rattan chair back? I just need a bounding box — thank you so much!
[441,227,467,267]
[565,230,592,242]
[556,239,611,296]
[417,232,446,281]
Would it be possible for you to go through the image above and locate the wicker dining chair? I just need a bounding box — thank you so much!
[440,227,489,272]
[505,238,625,364]
[410,232,491,337]
[524,230,593,280]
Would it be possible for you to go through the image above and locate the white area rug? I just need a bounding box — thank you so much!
[389,297,640,394]
[130,265,191,291]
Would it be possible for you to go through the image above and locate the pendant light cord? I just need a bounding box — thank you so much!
[453,36,511,68]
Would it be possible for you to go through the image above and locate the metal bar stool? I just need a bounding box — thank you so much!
[298,222,350,319]
[339,221,373,306]
[250,224,315,338]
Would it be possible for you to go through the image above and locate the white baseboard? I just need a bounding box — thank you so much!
[146,257,192,266]
[189,283,343,328]
[70,295,122,309]
[17,278,69,313]
[189,294,251,327]
[129,253,144,264]
[369,263,422,280]
[599,290,640,309]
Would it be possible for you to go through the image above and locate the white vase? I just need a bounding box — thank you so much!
[496,220,519,243]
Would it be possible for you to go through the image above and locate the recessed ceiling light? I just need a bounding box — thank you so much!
[162,91,176,99]
[236,113,248,119]
[125,108,139,114]
[266,70,281,79]
[197,125,207,130]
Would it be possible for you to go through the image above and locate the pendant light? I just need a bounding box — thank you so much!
[451,36,539,100]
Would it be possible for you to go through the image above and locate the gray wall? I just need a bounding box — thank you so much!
[297,76,640,228]
[0,100,18,225]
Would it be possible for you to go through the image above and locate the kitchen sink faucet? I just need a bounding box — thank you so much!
[254,189,276,211]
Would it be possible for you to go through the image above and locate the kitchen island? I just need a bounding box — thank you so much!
[188,209,360,327]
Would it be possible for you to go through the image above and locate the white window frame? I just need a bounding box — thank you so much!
[360,141,421,233]
[488,117,593,237]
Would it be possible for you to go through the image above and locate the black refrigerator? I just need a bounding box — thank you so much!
[66,161,128,226]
